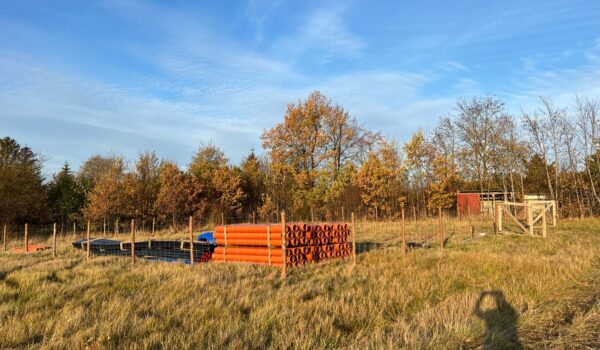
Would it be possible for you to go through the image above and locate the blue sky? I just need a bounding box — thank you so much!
[1,0,599,176]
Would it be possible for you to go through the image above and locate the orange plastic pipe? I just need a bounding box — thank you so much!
[214,247,283,256]
[212,253,289,264]
[214,232,284,240]
[213,259,283,267]
[215,238,283,246]
[214,224,286,234]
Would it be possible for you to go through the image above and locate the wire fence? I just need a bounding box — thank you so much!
[1,208,502,275]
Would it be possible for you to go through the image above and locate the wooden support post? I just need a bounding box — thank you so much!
[73,222,76,236]
[3,224,6,251]
[541,206,547,238]
[401,206,406,255]
[281,211,287,277]
[115,218,119,236]
[221,212,225,226]
[86,220,91,260]
[189,216,194,265]
[351,212,356,265]
[341,206,345,222]
[24,223,29,252]
[310,207,314,223]
[103,218,106,237]
[471,225,475,239]
[53,223,57,258]
[438,207,444,249]
[131,219,135,265]
[552,200,557,227]
[152,218,155,236]
[494,203,499,236]
[498,204,503,234]
[527,204,534,236]
[252,211,256,224]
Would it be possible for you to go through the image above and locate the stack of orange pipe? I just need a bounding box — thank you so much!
[211,223,353,267]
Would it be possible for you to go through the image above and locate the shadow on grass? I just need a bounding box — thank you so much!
[355,241,429,255]
[355,241,385,255]
[474,290,522,350]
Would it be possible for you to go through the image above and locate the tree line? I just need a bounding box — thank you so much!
[1,91,599,226]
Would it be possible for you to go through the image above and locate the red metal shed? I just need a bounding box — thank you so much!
[457,192,481,216]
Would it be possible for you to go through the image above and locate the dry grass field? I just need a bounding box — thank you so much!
[1,218,600,349]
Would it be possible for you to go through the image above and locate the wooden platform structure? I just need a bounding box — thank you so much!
[496,201,557,237]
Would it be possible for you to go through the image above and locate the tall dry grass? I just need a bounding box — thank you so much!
[1,217,599,349]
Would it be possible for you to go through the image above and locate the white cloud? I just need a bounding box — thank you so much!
[269,5,365,63]
[502,43,600,114]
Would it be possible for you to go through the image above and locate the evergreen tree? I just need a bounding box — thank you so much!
[47,162,85,225]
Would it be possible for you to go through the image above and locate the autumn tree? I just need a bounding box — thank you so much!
[257,194,277,222]
[155,161,189,227]
[213,166,244,217]
[84,157,127,221]
[356,140,404,219]
[131,151,160,224]
[403,130,434,214]
[240,150,266,214]
[188,143,243,219]
[189,143,228,193]
[262,91,376,218]
[185,174,208,222]
[77,155,118,193]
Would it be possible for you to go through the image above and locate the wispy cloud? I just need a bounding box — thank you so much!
[269,4,365,63]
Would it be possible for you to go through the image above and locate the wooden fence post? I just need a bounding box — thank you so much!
[189,216,194,265]
[152,218,155,236]
[24,223,29,252]
[221,212,225,226]
[252,211,256,224]
[527,204,534,236]
[438,207,444,249]
[351,212,356,265]
[103,218,106,237]
[3,224,6,251]
[86,220,91,260]
[131,219,135,265]
[73,222,76,236]
[341,206,345,222]
[401,205,406,255]
[53,223,57,258]
[281,211,287,277]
